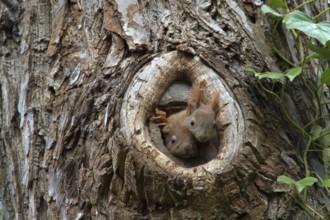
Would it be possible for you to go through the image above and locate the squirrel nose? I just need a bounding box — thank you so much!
[199,136,208,142]
[184,144,193,151]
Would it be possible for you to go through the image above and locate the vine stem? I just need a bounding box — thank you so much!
[279,83,309,137]
[258,81,281,101]
[292,193,324,220]
[297,35,304,65]
[294,0,316,11]
[303,76,321,119]
[278,84,313,199]
[304,53,319,64]
[303,136,312,177]
[303,114,330,130]
[313,7,330,21]
[313,131,330,141]
[258,80,309,137]
[272,20,281,34]
[273,47,296,67]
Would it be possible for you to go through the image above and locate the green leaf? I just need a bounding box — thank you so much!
[295,177,318,193]
[326,40,330,49]
[268,0,287,9]
[277,175,296,185]
[261,5,283,18]
[322,136,330,147]
[311,124,322,141]
[256,72,285,80]
[320,125,330,147]
[283,10,313,23]
[256,68,303,81]
[307,42,330,60]
[283,11,330,45]
[321,69,330,85]
[285,67,302,81]
[322,178,330,187]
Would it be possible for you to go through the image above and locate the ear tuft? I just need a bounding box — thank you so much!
[152,108,169,125]
[187,82,203,115]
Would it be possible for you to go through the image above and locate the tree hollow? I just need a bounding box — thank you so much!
[120,51,244,176]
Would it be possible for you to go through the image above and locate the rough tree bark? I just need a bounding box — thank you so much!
[0,0,329,219]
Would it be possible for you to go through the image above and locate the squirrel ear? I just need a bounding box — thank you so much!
[187,84,201,115]
[152,108,168,125]
[212,91,221,115]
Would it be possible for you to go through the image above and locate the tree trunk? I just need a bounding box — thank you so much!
[0,0,328,219]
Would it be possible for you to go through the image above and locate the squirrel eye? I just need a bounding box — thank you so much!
[190,120,195,127]
[170,137,176,144]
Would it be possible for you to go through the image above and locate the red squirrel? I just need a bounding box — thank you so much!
[152,109,198,158]
[187,85,220,160]
[187,87,220,143]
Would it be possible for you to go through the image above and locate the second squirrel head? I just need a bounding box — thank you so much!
[187,91,220,142]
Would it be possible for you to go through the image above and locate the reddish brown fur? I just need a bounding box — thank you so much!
[187,84,201,115]
[151,82,220,159]
[187,90,220,142]
[152,109,198,158]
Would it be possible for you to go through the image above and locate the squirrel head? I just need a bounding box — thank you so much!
[151,108,198,158]
[162,124,198,158]
[187,91,220,142]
